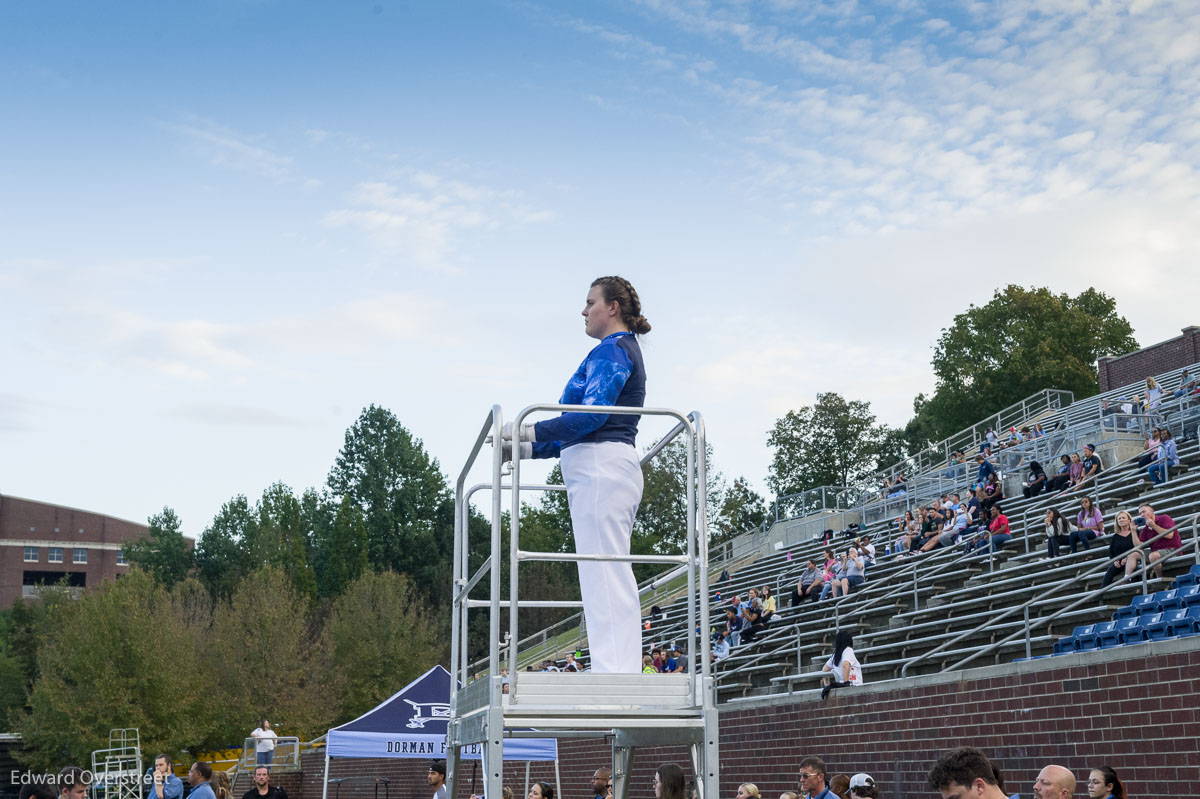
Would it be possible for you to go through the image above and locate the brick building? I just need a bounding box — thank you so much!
[1098,325,1200,391]
[0,493,164,606]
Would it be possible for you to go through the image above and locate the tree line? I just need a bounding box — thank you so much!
[765,286,1138,500]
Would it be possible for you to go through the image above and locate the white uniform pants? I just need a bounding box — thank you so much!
[561,441,644,674]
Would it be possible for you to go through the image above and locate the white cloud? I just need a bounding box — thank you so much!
[170,116,294,178]
[324,172,554,270]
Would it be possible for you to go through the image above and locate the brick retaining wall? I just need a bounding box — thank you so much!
[1098,326,1200,392]
[303,635,1200,799]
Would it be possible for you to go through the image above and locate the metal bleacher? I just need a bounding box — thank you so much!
[539,361,1200,703]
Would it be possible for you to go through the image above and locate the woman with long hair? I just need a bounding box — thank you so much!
[654,765,685,799]
[498,276,650,673]
[1086,766,1126,799]
[820,629,862,700]
[1072,496,1105,552]
[210,771,232,799]
[1044,508,1070,558]
[1102,511,1139,587]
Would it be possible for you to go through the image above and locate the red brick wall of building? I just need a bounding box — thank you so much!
[1098,326,1200,392]
[301,637,1200,799]
[0,494,151,606]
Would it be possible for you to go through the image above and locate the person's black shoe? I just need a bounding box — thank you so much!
[821,683,833,701]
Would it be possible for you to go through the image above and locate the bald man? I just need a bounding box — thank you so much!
[1032,766,1074,799]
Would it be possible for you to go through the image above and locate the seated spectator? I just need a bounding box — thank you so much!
[919,508,962,552]
[838,546,866,596]
[1067,452,1085,488]
[760,586,776,621]
[794,560,822,605]
[974,504,1012,554]
[710,632,730,663]
[1033,423,1045,438]
[979,473,1003,511]
[1101,511,1139,587]
[893,511,917,554]
[740,601,764,644]
[1173,368,1197,398]
[642,655,657,674]
[1080,444,1103,483]
[667,646,685,673]
[724,608,742,648]
[1071,496,1105,552]
[1137,427,1161,468]
[847,775,877,799]
[1022,461,1047,498]
[889,473,907,497]
[820,629,862,700]
[1148,427,1180,485]
[563,653,581,672]
[819,555,846,600]
[828,776,850,799]
[1085,766,1126,799]
[1135,502,1182,581]
[985,426,999,450]
[1044,454,1073,493]
[859,534,876,565]
[1044,508,1071,559]
[1100,399,1115,417]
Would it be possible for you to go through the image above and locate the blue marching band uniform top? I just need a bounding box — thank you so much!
[531,331,646,459]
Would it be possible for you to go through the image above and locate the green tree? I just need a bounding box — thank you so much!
[766,393,887,499]
[315,496,369,599]
[327,405,454,604]
[204,566,328,744]
[912,285,1138,442]
[320,570,440,721]
[194,494,256,599]
[256,483,318,601]
[16,572,208,770]
[713,477,767,543]
[635,438,725,557]
[122,507,194,585]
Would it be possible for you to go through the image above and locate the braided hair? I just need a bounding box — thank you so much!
[591,276,651,335]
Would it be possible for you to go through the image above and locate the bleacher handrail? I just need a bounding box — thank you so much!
[900,511,1199,677]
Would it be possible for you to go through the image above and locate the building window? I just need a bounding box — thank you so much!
[74,548,88,564]
[116,550,128,565]
[48,547,64,563]
[24,547,38,562]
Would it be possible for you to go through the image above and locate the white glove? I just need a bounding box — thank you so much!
[499,421,537,442]
[500,440,533,463]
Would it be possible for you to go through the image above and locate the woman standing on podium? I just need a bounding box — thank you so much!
[499,276,650,673]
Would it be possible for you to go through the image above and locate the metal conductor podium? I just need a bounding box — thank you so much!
[447,404,719,799]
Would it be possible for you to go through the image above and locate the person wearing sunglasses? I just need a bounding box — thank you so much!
[798,757,836,799]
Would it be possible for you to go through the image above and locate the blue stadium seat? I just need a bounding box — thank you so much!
[1156,589,1181,613]
[1096,621,1122,649]
[1054,626,1090,654]
[1173,564,1200,588]
[1179,585,1200,607]
[1122,614,1158,645]
[1148,610,1186,640]
[1117,594,1158,619]
[1168,607,1200,637]
[1075,624,1103,652]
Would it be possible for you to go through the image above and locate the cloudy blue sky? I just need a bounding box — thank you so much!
[2,0,1199,535]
